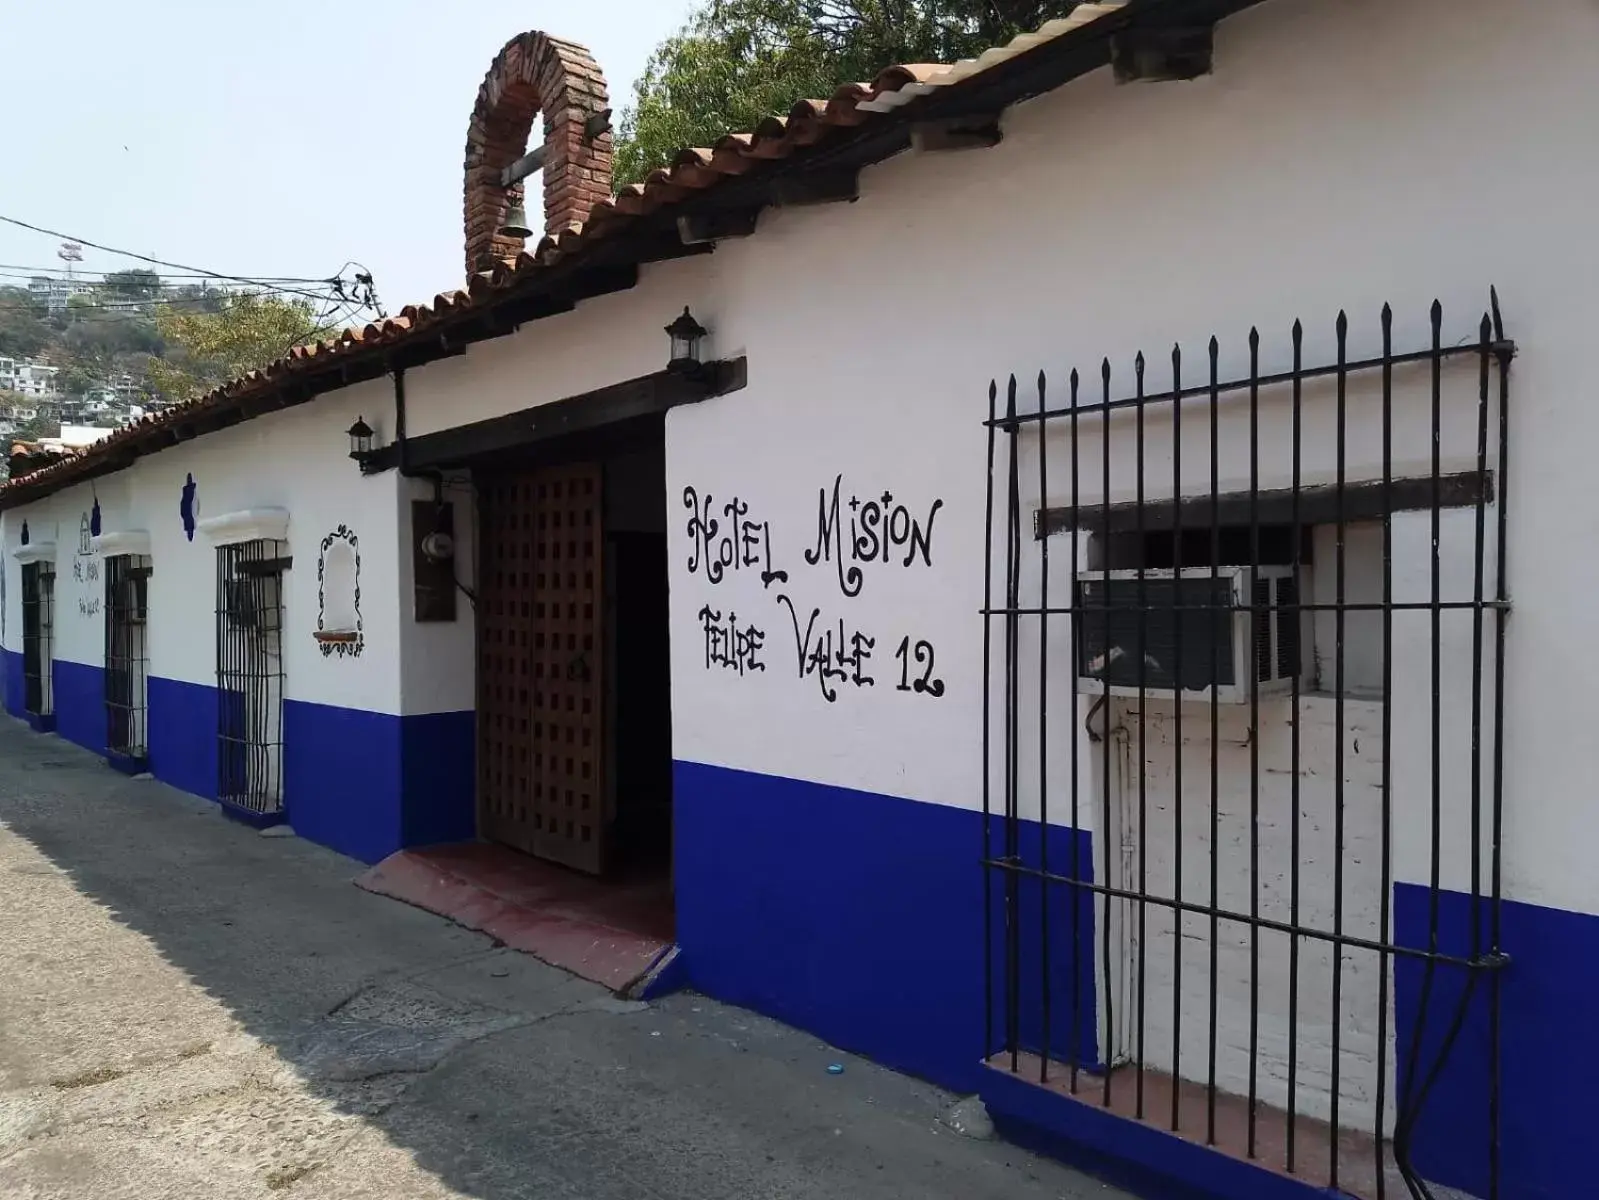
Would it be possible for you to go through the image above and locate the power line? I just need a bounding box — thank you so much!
[0,288,346,315]
[0,269,326,289]
[0,262,329,283]
[0,213,358,307]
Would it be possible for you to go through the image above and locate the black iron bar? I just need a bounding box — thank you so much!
[1329,311,1349,1192]
[1468,311,1491,1197]
[982,859,1499,970]
[1038,369,1052,1085]
[1206,336,1221,1146]
[983,379,998,1060]
[1397,302,1449,1186]
[1286,318,1304,1174]
[983,599,1505,617]
[1470,315,1491,957]
[988,340,1514,429]
[1488,291,1509,1200]
[1375,303,1395,1200]
[1170,341,1184,1135]
[1246,327,1262,1160]
[1005,378,1023,1073]
[1069,367,1083,1094]
[1134,350,1149,1121]
[1099,358,1115,1110]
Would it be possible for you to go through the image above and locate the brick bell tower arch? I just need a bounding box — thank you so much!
[463,32,613,275]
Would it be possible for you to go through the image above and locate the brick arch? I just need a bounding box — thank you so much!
[463,32,612,276]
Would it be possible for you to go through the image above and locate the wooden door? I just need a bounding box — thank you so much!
[477,463,606,873]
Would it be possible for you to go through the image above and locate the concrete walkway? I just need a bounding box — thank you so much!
[0,719,1125,1200]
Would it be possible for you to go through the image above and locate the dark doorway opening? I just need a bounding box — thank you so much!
[470,415,675,935]
[21,561,54,720]
[105,553,152,766]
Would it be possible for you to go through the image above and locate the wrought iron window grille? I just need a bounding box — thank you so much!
[216,539,288,815]
[105,553,152,762]
[982,294,1513,1200]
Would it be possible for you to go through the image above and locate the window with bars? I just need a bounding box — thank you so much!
[215,540,287,814]
[105,553,152,762]
[21,561,54,717]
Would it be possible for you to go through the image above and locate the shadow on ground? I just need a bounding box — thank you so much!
[0,720,1123,1200]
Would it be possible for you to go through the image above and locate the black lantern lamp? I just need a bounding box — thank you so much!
[665,307,709,375]
[347,416,375,467]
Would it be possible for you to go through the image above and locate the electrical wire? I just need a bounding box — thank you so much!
[0,264,328,284]
[0,213,353,306]
[0,288,348,315]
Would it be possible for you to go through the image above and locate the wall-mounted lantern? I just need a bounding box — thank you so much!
[347,416,376,470]
[665,307,708,376]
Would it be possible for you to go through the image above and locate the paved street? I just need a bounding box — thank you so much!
[0,719,1122,1200]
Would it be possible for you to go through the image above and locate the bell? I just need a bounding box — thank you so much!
[498,202,533,239]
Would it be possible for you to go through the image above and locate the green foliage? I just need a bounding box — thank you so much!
[614,0,1079,185]
[102,268,162,299]
[3,270,337,407]
[145,292,330,402]
[0,287,51,359]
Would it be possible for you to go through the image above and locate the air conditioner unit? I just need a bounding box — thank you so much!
[1075,566,1301,705]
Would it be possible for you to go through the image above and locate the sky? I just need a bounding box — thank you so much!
[0,0,696,316]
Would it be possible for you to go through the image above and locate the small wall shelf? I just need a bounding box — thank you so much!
[92,530,152,558]
[12,542,57,564]
[198,508,290,547]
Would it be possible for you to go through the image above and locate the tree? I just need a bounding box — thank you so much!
[614,0,1080,184]
[145,291,336,402]
[102,269,162,300]
[0,287,51,359]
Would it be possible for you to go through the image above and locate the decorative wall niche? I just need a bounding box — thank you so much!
[315,525,363,658]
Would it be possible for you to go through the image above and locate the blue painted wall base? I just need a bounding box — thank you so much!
[1394,885,1599,1200]
[141,679,477,863]
[3,648,23,718]
[283,701,475,863]
[52,660,104,754]
[147,676,217,799]
[672,760,1096,1096]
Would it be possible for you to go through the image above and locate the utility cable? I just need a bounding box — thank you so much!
[0,213,358,307]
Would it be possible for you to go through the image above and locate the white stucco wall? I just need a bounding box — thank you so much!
[1,377,415,716]
[380,0,1599,930]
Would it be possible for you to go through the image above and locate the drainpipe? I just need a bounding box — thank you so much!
[391,362,410,476]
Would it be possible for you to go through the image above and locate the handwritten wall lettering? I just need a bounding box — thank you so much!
[804,474,944,598]
[775,594,876,703]
[683,487,788,588]
[73,512,101,617]
[684,475,949,703]
[894,636,945,696]
[699,605,766,675]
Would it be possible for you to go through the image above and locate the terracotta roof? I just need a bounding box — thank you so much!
[0,1,1185,507]
[6,439,85,481]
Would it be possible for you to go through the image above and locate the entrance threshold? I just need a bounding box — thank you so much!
[356,843,675,994]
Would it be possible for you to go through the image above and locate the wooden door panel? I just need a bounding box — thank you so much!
[477,464,606,873]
